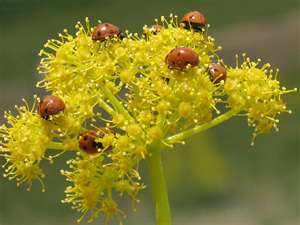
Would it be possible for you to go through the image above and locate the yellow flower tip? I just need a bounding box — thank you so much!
[134,145,148,159]
[137,111,153,125]
[126,124,142,137]
[178,102,192,118]
[147,126,163,141]
[156,100,171,115]
[120,70,134,83]
[116,135,129,149]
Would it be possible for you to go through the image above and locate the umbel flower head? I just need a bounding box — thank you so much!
[0,11,296,224]
[0,98,52,191]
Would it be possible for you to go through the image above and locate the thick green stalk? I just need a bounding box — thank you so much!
[147,143,172,225]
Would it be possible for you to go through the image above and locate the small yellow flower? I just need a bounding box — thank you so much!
[148,126,163,141]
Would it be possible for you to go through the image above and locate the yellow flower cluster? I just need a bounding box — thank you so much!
[0,13,296,224]
[0,99,52,191]
[61,151,143,223]
[224,55,296,143]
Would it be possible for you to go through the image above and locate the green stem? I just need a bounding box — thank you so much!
[165,108,240,144]
[147,143,172,225]
[47,141,65,150]
[101,84,135,123]
[47,141,76,151]
[98,97,117,116]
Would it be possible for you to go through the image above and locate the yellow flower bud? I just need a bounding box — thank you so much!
[147,126,163,141]
[178,102,192,118]
[127,124,142,137]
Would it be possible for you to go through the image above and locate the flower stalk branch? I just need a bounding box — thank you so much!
[98,97,117,116]
[165,108,241,144]
[101,83,135,122]
[47,141,65,150]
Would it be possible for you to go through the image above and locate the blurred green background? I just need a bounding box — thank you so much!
[0,0,299,225]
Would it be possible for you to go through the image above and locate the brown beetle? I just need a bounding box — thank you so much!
[165,47,199,71]
[143,24,163,40]
[92,23,121,41]
[181,11,206,31]
[148,24,163,35]
[38,95,65,119]
[208,63,227,83]
[79,129,112,154]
